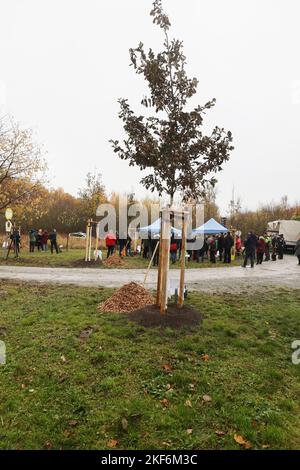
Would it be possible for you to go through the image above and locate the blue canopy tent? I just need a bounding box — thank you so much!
[193,218,228,235]
[139,218,181,237]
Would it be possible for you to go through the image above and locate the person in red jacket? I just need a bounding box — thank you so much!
[235,235,242,256]
[105,233,116,258]
[256,236,266,265]
[170,236,178,264]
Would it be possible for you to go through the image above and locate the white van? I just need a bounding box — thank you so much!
[267,220,300,251]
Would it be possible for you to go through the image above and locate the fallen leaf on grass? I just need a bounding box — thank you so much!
[60,355,67,363]
[107,439,119,448]
[162,364,172,371]
[201,354,210,361]
[68,419,78,427]
[202,394,212,403]
[215,430,226,436]
[185,399,192,408]
[162,441,171,447]
[43,441,52,450]
[234,434,252,449]
[186,428,193,435]
[160,398,169,408]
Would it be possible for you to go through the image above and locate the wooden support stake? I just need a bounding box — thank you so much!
[156,221,163,307]
[94,223,99,260]
[88,225,92,262]
[159,236,166,313]
[85,220,90,262]
[143,240,159,287]
[160,209,170,314]
[178,214,187,308]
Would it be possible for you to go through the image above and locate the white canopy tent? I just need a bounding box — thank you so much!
[138,218,182,237]
[193,218,228,235]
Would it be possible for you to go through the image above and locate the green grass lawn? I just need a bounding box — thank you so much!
[0,282,300,450]
[0,248,242,269]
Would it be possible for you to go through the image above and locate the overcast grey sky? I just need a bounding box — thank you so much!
[0,0,299,213]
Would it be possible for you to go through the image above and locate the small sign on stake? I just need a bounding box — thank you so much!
[5,220,12,234]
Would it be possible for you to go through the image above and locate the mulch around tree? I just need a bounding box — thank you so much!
[128,303,203,329]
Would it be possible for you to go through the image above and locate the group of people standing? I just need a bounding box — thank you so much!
[28,229,59,254]
[200,232,237,264]
[141,232,239,265]
[243,233,286,268]
[140,230,299,268]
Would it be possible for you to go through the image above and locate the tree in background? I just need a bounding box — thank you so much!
[0,116,46,210]
[78,172,106,220]
[38,188,83,233]
[111,0,233,204]
[202,185,220,221]
[229,195,299,237]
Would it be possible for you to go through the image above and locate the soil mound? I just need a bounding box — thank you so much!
[98,282,154,313]
[129,303,203,329]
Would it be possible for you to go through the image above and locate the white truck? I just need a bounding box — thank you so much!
[267,220,300,251]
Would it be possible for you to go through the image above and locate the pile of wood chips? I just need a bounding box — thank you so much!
[103,253,125,267]
[98,282,155,313]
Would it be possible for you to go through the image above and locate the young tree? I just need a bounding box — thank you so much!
[110,0,234,204]
[0,116,46,210]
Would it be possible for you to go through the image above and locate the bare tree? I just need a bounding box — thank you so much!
[0,116,46,210]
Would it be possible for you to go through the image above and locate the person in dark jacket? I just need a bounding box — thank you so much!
[243,232,257,268]
[187,236,196,262]
[277,235,285,260]
[271,236,278,261]
[118,232,127,257]
[42,230,49,251]
[29,229,36,253]
[208,235,217,263]
[218,233,225,262]
[224,232,234,263]
[142,234,151,259]
[295,236,300,265]
[126,234,132,256]
[10,228,21,258]
[49,229,59,254]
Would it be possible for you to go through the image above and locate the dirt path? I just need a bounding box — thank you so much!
[0,256,299,293]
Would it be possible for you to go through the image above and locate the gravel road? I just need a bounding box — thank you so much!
[0,256,299,293]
